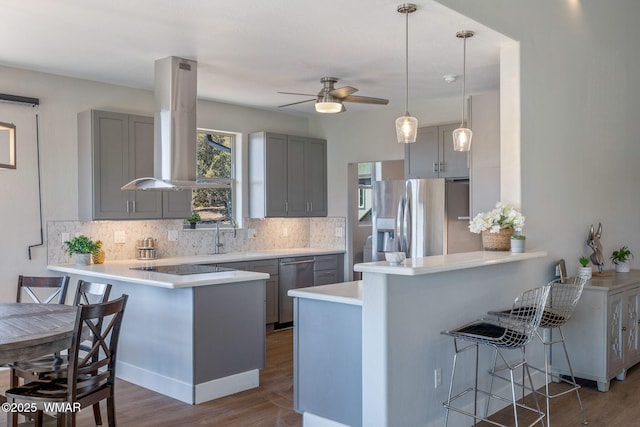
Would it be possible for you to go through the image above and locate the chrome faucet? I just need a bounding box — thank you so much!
[214,221,223,254]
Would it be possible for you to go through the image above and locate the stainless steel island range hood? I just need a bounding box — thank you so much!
[122,56,230,191]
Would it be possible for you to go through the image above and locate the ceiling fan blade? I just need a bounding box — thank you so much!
[278,98,316,108]
[330,86,358,98]
[342,95,389,105]
[278,91,317,97]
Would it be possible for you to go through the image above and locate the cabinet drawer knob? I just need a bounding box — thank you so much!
[622,326,627,332]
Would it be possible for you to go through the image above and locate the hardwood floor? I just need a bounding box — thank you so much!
[0,329,302,427]
[3,329,640,426]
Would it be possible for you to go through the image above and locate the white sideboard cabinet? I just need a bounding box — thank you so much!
[553,271,640,392]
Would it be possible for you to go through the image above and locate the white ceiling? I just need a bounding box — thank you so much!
[1,0,513,116]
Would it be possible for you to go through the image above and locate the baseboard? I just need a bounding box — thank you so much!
[116,361,259,405]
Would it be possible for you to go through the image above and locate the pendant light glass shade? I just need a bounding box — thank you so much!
[396,115,418,143]
[453,127,472,151]
[453,30,474,152]
[396,4,417,144]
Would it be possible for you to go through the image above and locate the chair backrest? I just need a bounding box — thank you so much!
[502,284,551,347]
[16,275,70,304]
[73,280,112,306]
[66,295,128,401]
[543,276,588,328]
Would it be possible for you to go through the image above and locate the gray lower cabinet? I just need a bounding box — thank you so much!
[78,110,191,220]
[553,274,640,392]
[314,254,343,286]
[249,132,327,218]
[404,123,469,180]
[218,259,279,325]
[293,297,362,426]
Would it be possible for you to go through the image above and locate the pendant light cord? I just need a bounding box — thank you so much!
[404,9,409,115]
[460,36,467,127]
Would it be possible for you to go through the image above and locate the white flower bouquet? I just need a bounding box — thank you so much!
[469,201,525,234]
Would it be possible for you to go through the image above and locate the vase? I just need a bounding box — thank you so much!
[74,253,91,266]
[482,228,513,251]
[615,262,630,273]
[578,266,592,279]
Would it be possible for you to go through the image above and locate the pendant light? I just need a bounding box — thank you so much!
[395,3,418,144]
[452,30,474,152]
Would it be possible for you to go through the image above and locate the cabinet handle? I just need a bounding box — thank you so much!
[433,162,438,173]
[132,200,136,212]
[285,201,288,213]
[309,201,313,212]
[126,200,130,213]
[439,162,445,172]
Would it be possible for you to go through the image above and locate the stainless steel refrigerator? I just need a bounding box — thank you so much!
[371,178,480,261]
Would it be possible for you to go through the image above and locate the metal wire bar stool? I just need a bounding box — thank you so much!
[488,276,588,426]
[441,284,551,427]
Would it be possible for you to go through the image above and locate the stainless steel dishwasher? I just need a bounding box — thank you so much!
[278,256,315,325]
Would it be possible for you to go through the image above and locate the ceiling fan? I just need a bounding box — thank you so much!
[278,77,389,113]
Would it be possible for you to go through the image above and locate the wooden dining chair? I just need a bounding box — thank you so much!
[6,295,128,427]
[10,280,112,425]
[16,275,70,305]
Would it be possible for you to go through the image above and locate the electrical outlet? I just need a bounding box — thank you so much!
[434,368,442,388]
[61,233,69,244]
[555,265,560,276]
[282,227,288,237]
[335,227,343,238]
[168,230,179,242]
[114,230,126,244]
[247,228,256,238]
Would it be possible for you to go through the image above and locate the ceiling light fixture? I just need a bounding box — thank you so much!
[452,30,474,152]
[315,92,343,113]
[395,3,418,144]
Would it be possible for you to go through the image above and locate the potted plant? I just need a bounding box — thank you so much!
[469,202,526,251]
[510,234,526,253]
[611,246,634,273]
[185,211,201,229]
[64,235,99,265]
[578,256,592,279]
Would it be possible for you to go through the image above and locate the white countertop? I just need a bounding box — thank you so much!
[353,250,547,276]
[48,248,343,289]
[288,281,362,306]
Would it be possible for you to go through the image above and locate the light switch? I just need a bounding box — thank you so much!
[282,227,289,237]
[114,231,126,244]
[168,230,179,242]
[335,227,343,237]
[61,233,69,244]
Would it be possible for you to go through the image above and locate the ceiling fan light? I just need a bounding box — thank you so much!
[315,101,343,113]
[396,114,418,143]
[452,127,472,151]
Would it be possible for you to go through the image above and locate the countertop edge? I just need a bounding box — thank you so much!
[47,264,269,289]
[288,281,362,306]
[353,250,547,276]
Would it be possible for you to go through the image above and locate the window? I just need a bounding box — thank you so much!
[193,129,234,226]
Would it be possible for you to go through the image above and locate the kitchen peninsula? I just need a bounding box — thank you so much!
[49,257,270,405]
[290,250,547,427]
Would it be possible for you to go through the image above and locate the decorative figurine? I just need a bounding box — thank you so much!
[587,222,605,273]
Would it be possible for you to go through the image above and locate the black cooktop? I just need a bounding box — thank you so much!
[130,264,235,275]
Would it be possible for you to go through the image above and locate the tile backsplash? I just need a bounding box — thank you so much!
[47,217,345,264]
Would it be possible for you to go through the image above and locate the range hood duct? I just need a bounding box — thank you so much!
[122,56,230,191]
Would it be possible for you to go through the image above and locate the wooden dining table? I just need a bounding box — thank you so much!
[0,302,78,366]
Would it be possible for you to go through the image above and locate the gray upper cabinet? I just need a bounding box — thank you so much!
[249,132,327,218]
[78,110,191,220]
[405,123,469,180]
